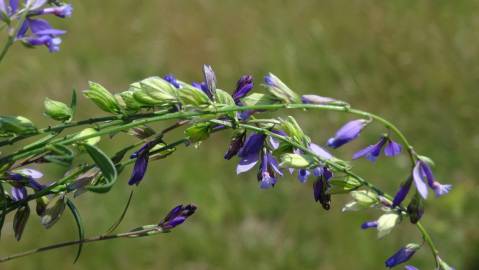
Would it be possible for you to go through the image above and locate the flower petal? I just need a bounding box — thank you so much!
[384,139,402,157]
[413,162,428,199]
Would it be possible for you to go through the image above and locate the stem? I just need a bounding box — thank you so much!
[0,225,165,263]
[416,221,439,265]
[0,36,13,64]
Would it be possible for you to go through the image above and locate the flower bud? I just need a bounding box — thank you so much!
[41,194,66,229]
[264,73,301,104]
[74,128,100,146]
[139,77,178,104]
[83,81,121,114]
[385,243,420,268]
[279,153,315,169]
[377,212,401,238]
[178,85,211,107]
[118,91,142,113]
[184,122,212,143]
[351,190,378,206]
[0,115,37,135]
[44,97,72,121]
[407,192,424,224]
[13,205,30,241]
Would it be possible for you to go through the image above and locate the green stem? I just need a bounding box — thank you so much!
[0,36,13,64]
[0,225,165,263]
[416,221,439,265]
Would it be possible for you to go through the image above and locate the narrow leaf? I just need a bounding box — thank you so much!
[105,190,134,234]
[66,199,85,263]
[69,89,77,122]
[84,144,118,193]
[13,205,30,241]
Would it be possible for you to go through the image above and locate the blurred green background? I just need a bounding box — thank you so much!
[0,0,477,269]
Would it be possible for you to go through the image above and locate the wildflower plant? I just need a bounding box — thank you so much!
[0,64,455,269]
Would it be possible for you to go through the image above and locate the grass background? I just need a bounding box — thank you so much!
[0,0,476,269]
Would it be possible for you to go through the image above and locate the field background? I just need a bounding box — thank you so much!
[0,0,476,269]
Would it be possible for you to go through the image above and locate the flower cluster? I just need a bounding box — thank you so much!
[0,0,73,52]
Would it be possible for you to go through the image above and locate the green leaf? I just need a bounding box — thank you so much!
[13,205,30,241]
[84,144,118,193]
[66,199,85,263]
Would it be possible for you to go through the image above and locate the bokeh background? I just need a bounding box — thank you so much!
[0,0,477,269]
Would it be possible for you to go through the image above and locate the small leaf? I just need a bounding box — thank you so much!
[66,199,85,263]
[69,89,77,122]
[13,205,30,241]
[84,144,118,193]
[41,194,66,229]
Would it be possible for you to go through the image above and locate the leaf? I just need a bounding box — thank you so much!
[41,194,66,229]
[13,205,30,241]
[105,190,134,234]
[44,144,74,166]
[66,199,85,263]
[84,144,118,193]
[69,89,77,122]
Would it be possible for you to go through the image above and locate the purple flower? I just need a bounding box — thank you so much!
[257,152,282,189]
[6,168,44,201]
[163,74,180,88]
[385,244,420,268]
[159,204,197,230]
[413,160,452,198]
[353,136,402,162]
[392,177,413,207]
[31,4,73,18]
[301,94,337,104]
[404,266,418,270]
[361,220,378,229]
[236,133,266,174]
[17,18,66,52]
[327,119,368,148]
[293,143,333,183]
[128,142,152,185]
[232,75,253,104]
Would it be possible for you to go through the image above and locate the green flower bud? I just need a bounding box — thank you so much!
[437,256,455,270]
[280,116,311,146]
[41,194,66,229]
[178,85,211,107]
[214,89,236,106]
[139,77,178,104]
[351,190,379,206]
[83,81,121,114]
[377,212,401,238]
[242,93,277,106]
[118,91,142,112]
[279,153,315,168]
[44,98,73,121]
[0,115,37,136]
[184,122,212,143]
[264,73,301,104]
[328,177,362,194]
[74,128,101,146]
[407,192,424,224]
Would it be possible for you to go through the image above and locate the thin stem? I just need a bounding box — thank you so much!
[0,36,14,64]
[416,221,439,265]
[0,225,165,263]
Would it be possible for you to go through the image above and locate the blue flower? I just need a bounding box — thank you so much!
[385,244,420,268]
[293,143,333,183]
[236,133,266,174]
[327,119,368,148]
[232,75,253,104]
[6,168,44,201]
[392,177,413,207]
[413,160,452,199]
[17,18,66,52]
[163,74,180,89]
[361,220,378,229]
[353,136,402,162]
[159,204,197,230]
[31,3,73,18]
[257,152,282,189]
[128,142,153,185]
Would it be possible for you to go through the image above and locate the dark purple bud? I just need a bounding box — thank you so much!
[385,244,420,268]
[232,75,253,103]
[297,169,310,183]
[202,64,216,100]
[301,94,337,104]
[128,143,153,185]
[224,131,246,160]
[159,204,197,230]
[163,74,180,88]
[327,119,368,148]
[313,174,331,210]
[407,193,424,224]
[392,176,413,207]
[361,220,378,229]
[236,133,266,174]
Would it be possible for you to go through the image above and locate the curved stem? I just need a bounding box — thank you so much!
[0,36,14,64]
